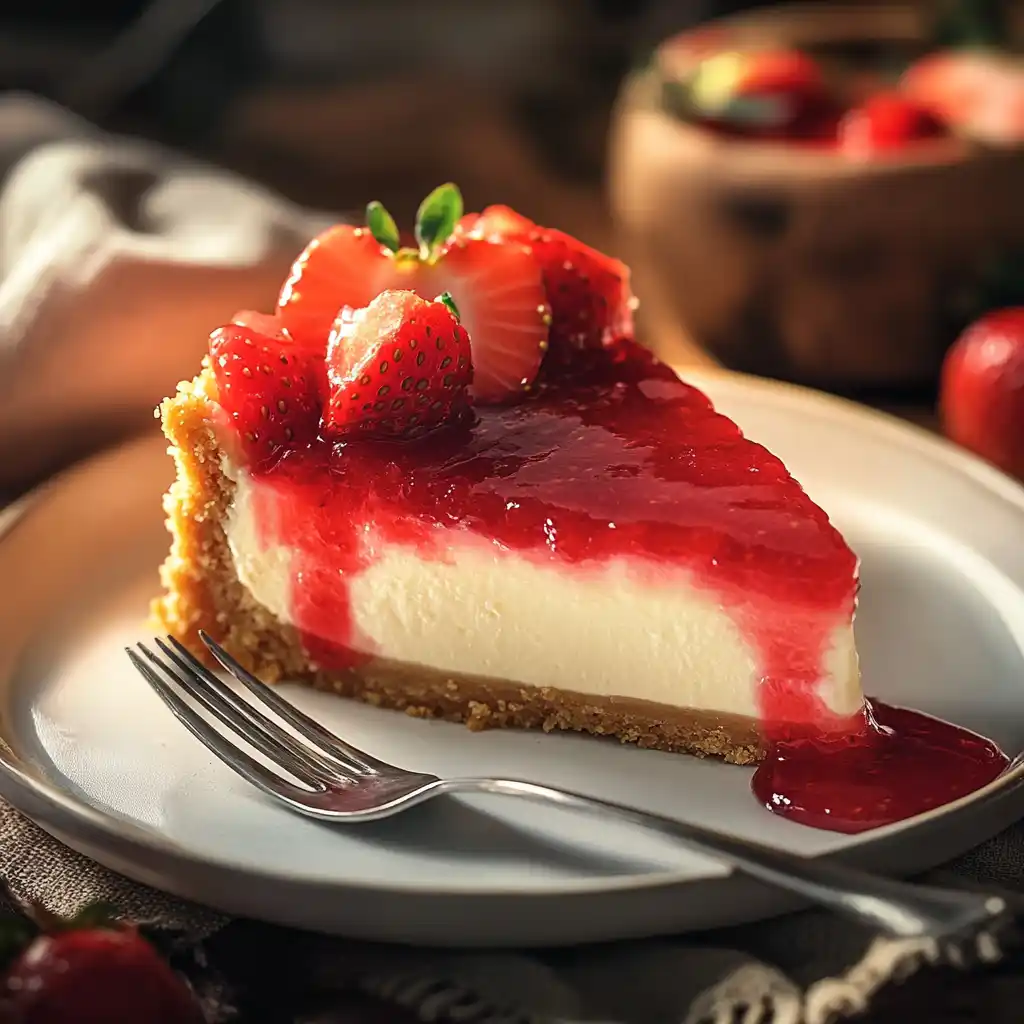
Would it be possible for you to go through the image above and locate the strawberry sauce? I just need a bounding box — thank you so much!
[248,350,857,710]
[240,349,1009,832]
[753,700,1009,834]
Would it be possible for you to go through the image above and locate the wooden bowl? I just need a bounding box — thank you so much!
[608,4,1024,389]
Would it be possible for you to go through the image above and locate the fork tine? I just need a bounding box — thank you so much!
[139,642,328,789]
[159,637,363,780]
[127,649,313,802]
[198,631,397,774]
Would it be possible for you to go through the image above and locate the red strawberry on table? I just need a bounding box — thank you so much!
[456,206,636,362]
[941,308,1024,481]
[0,906,202,1023]
[277,183,549,403]
[838,91,947,155]
[324,289,472,439]
[208,319,325,467]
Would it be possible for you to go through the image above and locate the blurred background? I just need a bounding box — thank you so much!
[3,0,1024,452]
[0,0,694,221]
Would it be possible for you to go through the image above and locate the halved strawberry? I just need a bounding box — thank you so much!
[419,238,549,400]
[209,322,324,466]
[276,184,549,403]
[277,226,397,346]
[324,289,472,438]
[458,207,636,358]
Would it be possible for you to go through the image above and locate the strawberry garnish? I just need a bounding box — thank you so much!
[277,184,549,403]
[209,321,324,466]
[277,226,396,347]
[323,289,472,439]
[458,206,636,359]
[230,309,291,339]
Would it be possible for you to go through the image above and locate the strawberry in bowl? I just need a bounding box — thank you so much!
[837,91,948,156]
[669,47,834,140]
[902,49,1024,144]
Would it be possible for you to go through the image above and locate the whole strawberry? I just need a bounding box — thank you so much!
[901,50,1024,143]
[941,307,1024,481]
[0,914,202,1023]
[277,183,549,402]
[456,206,635,360]
[324,289,472,438]
[208,317,325,467]
[838,91,947,155]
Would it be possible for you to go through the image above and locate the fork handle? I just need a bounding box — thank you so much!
[443,777,1007,940]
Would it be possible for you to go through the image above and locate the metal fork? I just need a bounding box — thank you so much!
[127,633,1018,947]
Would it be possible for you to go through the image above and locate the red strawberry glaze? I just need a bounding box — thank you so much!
[242,349,857,723]
[228,348,1009,833]
[754,700,1008,834]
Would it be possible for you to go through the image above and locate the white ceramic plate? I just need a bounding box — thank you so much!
[3,370,1024,947]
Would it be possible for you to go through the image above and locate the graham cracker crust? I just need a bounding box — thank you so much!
[152,367,765,765]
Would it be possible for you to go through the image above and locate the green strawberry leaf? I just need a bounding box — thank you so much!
[65,901,121,931]
[436,291,461,320]
[416,183,463,261]
[366,200,400,252]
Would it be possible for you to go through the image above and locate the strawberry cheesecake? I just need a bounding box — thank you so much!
[154,184,863,765]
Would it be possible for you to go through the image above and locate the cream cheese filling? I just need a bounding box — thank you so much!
[221,457,862,721]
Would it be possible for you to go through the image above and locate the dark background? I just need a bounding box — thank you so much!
[0,1,769,213]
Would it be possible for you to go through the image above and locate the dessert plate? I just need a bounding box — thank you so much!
[2,370,1024,946]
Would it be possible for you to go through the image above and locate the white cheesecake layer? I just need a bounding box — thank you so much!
[223,460,861,721]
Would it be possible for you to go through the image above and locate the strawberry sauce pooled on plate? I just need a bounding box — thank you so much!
[753,700,1008,834]
[199,183,1009,834]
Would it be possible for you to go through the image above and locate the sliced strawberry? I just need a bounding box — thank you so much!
[324,289,472,438]
[276,184,548,403]
[460,206,635,358]
[421,237,548,401]
[209,322,324,466]
[277,225,397,347]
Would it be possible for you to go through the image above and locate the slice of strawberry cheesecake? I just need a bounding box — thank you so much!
[155,185,862,764]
